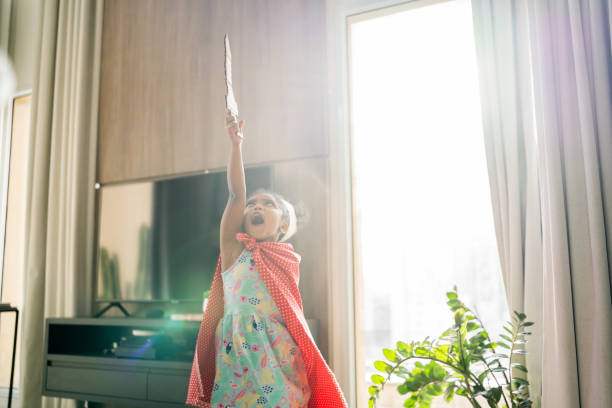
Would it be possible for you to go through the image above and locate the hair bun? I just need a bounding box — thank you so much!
[278,199,310,242]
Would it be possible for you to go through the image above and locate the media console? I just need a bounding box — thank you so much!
[43,318,199,407]
[43,317,320,407]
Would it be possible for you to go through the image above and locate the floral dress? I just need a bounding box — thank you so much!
[211,248,311,408]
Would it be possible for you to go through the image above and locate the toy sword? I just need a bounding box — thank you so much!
[224,34,239,121]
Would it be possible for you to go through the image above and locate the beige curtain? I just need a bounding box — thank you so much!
[470,0,544,405]
[19,1,103,407]
[471,0,612,407]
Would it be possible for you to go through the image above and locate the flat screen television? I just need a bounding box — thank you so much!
[95,166,273,303]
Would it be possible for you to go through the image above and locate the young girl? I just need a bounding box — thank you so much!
[186,111,348,408]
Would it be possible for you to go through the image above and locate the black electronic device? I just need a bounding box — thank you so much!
[95,166,273,304]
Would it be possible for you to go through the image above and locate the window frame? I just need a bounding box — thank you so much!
[0,90,32,297]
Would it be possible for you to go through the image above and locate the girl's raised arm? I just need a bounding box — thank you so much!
[220,111,246,261]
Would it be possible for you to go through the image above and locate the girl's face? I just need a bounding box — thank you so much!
[243,193,288,242]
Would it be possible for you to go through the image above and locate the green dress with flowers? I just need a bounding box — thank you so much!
[210,248,311,408]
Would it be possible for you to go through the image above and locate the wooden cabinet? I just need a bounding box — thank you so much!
[97,0,327,184]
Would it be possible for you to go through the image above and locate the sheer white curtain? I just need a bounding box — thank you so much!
[19,1,102,407]
[471,0,612,407]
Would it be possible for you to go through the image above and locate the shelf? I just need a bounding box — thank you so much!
[47,354,192,370]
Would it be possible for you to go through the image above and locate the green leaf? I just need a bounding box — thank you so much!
[496,341,510,349]
[454,309,465,325]
[441,328,456,338]
[396,366,410,375]
[472,384,485,394]
[444,383,455,402]
[431,383,444,394]
[397,381,410,394]
[374,360,393,373]
[466,322,480,331]
[368,385,378,396]
[473,389,488,398]
[368,397,374,408]
[371,374,385,384]
[513,384,529,394]
[520,321,534,327]
[447,299,461,307]
[383,348,398,362]
[424,363,434,378]
[514,311,527,320]
[432,365,446,380]
[512,377,529,385]
[500,334,513,343]
[403,395,417,408]
[512,364,528,372]
[397,341,412,357]
[491,386,502,403]
[446,291,457,299]
[419,391,433,405]
[469,331,488,344]
[487,358,501,367]
[512,349,528,355]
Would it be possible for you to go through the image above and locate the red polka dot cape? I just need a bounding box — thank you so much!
[186,232,348,408]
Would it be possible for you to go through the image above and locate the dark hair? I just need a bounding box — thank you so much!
[247,188,310,241]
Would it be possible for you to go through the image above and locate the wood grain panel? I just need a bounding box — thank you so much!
[98,0,327,184]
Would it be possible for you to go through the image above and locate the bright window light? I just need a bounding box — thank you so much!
[349,0,508,405]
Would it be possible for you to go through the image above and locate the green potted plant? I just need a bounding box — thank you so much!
[368,286,533,408]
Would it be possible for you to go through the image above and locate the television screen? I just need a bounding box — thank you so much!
[96,166,273,302]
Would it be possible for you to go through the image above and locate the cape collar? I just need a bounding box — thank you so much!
[236,232,263,251]
[236,232,301,264]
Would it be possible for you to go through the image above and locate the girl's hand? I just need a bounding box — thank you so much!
[226,109,244,144]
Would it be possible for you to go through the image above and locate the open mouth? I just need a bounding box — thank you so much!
[251,214,264,225]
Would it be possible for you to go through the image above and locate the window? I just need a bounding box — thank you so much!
[348,1,508,406]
